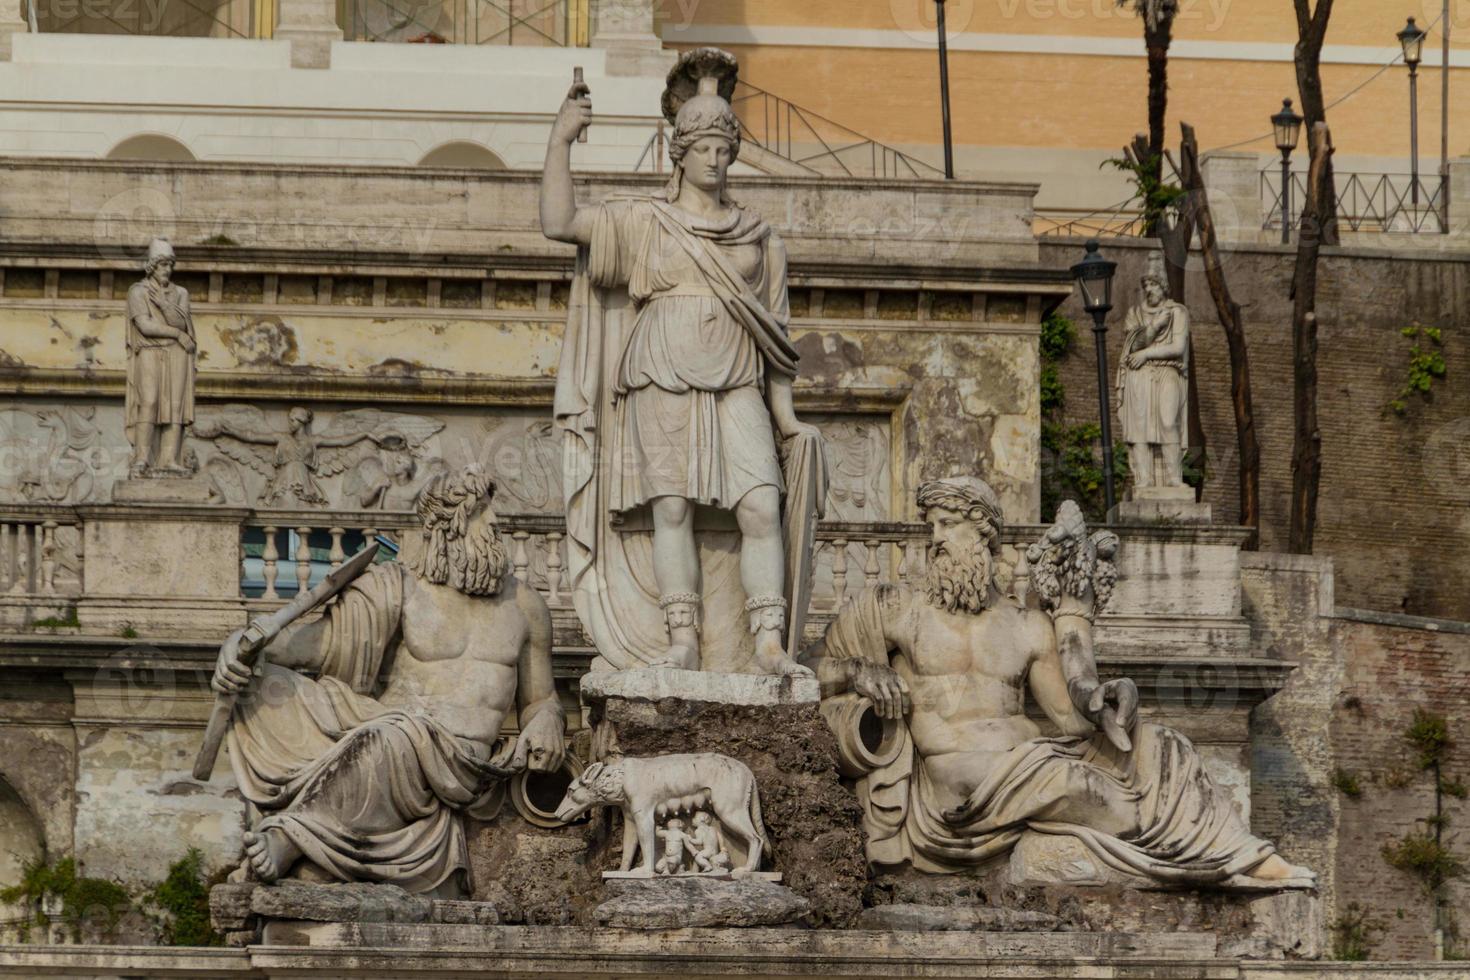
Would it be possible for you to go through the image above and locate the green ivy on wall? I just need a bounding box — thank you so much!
[1040,312,1129,522]
[1387,325,1447,416]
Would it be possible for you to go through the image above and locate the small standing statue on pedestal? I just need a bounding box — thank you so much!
[1116,251,1190,491]
[125,238,197,477]
[541,48,824,676]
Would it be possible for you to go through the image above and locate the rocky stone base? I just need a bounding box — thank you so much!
[593,876,810,929]
[583,686,869,928]
[209,881,522,947]
[866,865,1321,960]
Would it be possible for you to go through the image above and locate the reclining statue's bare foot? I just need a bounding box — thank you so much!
[1246,853,1317,885]
[243,828,301,883]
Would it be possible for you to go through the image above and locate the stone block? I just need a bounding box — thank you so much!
[853,902,1061,932]
[1112,487,1214,526]
[249,881,434,924]
[208,882,257,932]
[110,476,212,504]
[579,668,819,707]
[593,876,811,929]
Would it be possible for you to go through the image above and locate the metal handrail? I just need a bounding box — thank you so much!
[342,0,572,45]
[729,81,945,181]
[1262,169,1449,235]
[30,0,257,38]
[1036,201,1149,239]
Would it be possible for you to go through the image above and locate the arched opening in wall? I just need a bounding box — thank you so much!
[0,777,45,932]
[106,135,196,162]
[417,142,506,170]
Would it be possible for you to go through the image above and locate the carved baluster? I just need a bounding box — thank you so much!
[294,527,312,593]
[12,524,31,595]
[545,531,564,605]
[863,539,880,588]
[896,539,911,585]
[511,531,530,582]
[261,526,280,600]
[831,538,848,606]
[328,528,345,569]
[360,527,379,553]
[0,523,11,592]
[40,521,57,594]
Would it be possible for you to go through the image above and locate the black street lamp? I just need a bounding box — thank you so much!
[1070,240,1119,517]
[936,0,955,179]
[1399,16,1427,209]
[1271,98,1304,245]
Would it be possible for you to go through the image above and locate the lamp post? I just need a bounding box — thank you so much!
[1442,0,1451,231]
[936,0,955,179]
[1071,240,1119,517]
[1399,16,1427,211]
[1272,98,1304,245]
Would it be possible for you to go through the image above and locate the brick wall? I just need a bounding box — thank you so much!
[1328,611,1470,961]
[1040,240,1469,621]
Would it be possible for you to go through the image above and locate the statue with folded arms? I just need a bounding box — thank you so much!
[125,238,196,476]
[541,48,824,676]
[210,467,566,897]
[800,477,1316,889]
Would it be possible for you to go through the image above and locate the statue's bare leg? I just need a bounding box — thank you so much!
[157,423,184,471]
[736,486,810,676]
[242,827,301,882]
[1127,442,1152,489]
[128,422,155,475]
[1161,440,1184,487]
[651,496,701,670]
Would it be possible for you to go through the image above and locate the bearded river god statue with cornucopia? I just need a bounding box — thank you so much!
[541,49,825,677]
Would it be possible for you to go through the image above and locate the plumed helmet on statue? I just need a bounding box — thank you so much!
[1141,249,1168,290]
[144,237,176,272]
[660,47,742,199]
[916,477,1005,553]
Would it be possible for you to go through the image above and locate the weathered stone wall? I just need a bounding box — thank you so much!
[1040,239,1470,621]
[1243,552,1470,961]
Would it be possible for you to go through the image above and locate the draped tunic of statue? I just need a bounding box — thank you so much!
[818,586,1313,888]
[555,194,813,672]
[1118,300,1188,449]
[225,564,506,894]
[125,280,195,429]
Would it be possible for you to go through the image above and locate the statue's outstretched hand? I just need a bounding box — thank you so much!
[211,628,252,696]
[551,81,592,147]
[852,661,910,721]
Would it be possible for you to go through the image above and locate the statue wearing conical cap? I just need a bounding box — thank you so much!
[541,49,824,677]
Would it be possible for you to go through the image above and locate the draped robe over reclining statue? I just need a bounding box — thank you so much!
[801,477,1316,890]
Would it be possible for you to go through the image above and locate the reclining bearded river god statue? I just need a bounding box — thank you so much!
[800,477,1317,889]
[205,468,566,897]
[541,48,824,677]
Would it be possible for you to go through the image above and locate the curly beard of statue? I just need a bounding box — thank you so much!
[440,519,509,597]
[923,539,994,616]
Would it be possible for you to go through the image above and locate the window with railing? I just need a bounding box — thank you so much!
[339,0,586,46]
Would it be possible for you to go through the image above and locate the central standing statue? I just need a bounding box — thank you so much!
[541,49,823,676]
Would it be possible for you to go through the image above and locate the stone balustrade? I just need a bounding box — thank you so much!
[0,509,82,598]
